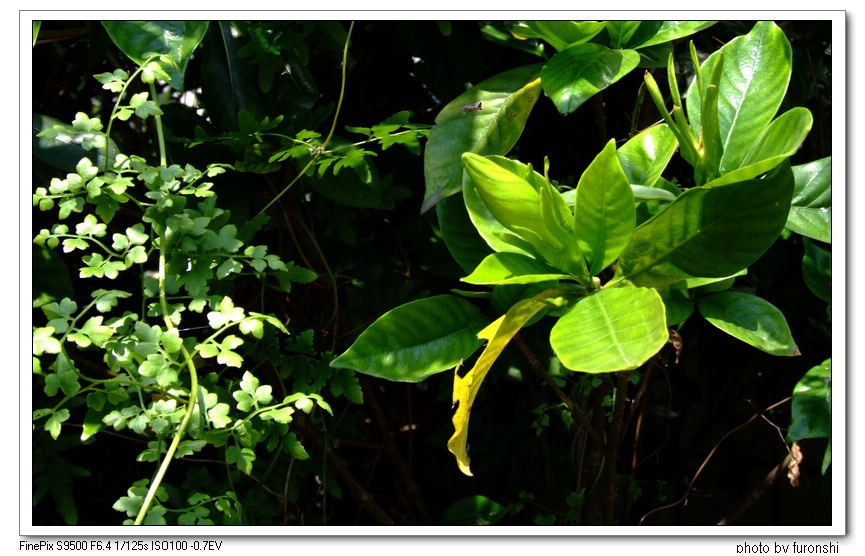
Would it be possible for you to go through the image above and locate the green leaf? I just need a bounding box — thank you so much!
[686,21,792,176]
[608,21,716,49]
[421,64,543,212]
[33,114,118,173]
[203,224,243,253]
[696,292,800,356]
[33,327,62,356]
[523,21,607,51]
[802,238,831,304]
[617,124,678,187]
[199,22,265,133]
[786,157,831,243]
[462,252,573,286]
[461,153,586,278]
[550,287,668,373]
[45,409,71,439]
[284,433,310,460]
[574,139,636,275]
[787,359,831,442]
[225,445,256,475]
[659,287,694,326]
[207,403,232,429]
[329,295,489,382]
[101,21,208,90]
[541,44,640,115]
[329,369,364,404]
[462,155,548,259]
[738,107,813,170]
[259,406,295,424]
[615,162,795,289]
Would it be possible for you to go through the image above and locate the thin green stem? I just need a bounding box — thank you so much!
[134,230,200,525]
[149,81,167,167]
[256,21,355,218]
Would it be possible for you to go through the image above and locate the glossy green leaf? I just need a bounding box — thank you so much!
[605,21,647,49]
[574,139,636,275]
[659,288,693,326]
[631,185,676,202]
[462,154,587,279]
[329,295,489,382]
[463,156,548,259]
[102,21,209,90]
[542,44,640,115]
[462,153,545,242]
[706,107,814,188]
[615,162,795,289]
[481,23,545,58]
[462,252,573,286]
[550,287,668,373]
[697,291,799,356]
[686,21,792,175]
[786,157,832,243]
[802,238,831,304]
[617,123,678,187]
[630,21,716,49]
[199,22,264,133]
[449,289,568,475]
[787,358,831,442]
[33,114,119,173]
[523,21,606,51]
[421,65,543,212]
[607,21,716,50]
[740,108,813,169]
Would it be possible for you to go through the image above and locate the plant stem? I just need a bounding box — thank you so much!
[257,21,355,217]
[134,230,200,525]
[513,333,602,444]
[603,371,630,524]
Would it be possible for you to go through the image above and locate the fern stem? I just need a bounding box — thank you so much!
[134,230,200,525]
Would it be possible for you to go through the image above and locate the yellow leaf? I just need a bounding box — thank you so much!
[447,288,568,476]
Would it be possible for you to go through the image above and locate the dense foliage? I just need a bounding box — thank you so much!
[31,20,832,526]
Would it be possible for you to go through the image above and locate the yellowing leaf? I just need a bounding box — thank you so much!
[447,288,568,476]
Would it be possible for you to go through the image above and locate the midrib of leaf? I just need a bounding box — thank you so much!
[720,26,772,170]
[592,295,631,366]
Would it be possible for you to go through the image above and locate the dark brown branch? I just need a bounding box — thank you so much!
[582,378,611,525]
[717,452,794,525]
[603,371,631,524]
[513,333,602,444]
[639,397,792,525]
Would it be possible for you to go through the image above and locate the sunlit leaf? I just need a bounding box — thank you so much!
[542,44,640,115]
[422,65,543,212]
[573,139,635,275]
[786,157,831,243]
[686,21,792,175]
[787,358,831,443]
[615,162,794,289]
[697,291,800,356]
[550,286,668,373]
[102,21,209,90]
[329,295,489,382]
